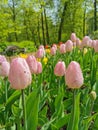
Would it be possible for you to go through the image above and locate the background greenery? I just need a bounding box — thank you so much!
[0,0,98,50]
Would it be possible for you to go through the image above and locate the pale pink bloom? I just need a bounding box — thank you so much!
[54,61,66,76]
[36,62,42,74]
[70,33,76,42]
[0,55,7,64]
[36,48,45,58]
[92,40,96,48]
[0,61,10,77]
[65,61,84,89]
[50,46,56,55]
[65,40,73,52]
[52,44,57,50]
[26,55,38,74]
[8,58,32,90]
[87,39,92,48]
[76,38,81,48]
[39,45,44,50]
[93,40,98,52]
[60,44,66,54]
[81,36,91,47]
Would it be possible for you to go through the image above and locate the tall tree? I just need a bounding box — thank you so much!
[44,8,50,44]
[58,1,68,42]
[41,5,46,46]
[94,0,97,31]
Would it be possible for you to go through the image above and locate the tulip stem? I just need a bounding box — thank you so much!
[4,77,9,130]
[21,89,27,130]
[5,78,8,103]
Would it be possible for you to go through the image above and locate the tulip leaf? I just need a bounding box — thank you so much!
[26,89,39,130]
[67,91,80,130]
[82,112,98,130]
[52,113,70,129]
[6,90,21,110]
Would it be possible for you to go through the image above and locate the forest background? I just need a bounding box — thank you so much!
[0,0,98,52]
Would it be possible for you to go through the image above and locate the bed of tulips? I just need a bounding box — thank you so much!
[0,33,98,130]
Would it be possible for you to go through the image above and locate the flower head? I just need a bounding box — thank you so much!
[8,58,32,90]
[54,61,66,76]
[0,61,10,77]
[43,57,48,65]
[65,61,84,89]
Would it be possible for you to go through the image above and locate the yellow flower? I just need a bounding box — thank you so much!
[43,57,48,64]
[37,58,41,62]
[83,48,88,54]
[45,49,50,53]
[19,53,28,59]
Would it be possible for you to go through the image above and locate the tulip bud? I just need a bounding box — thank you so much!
[50,46,56,55]
[92,40,96,48]
[93,40,98,52]
[0,61,10,77]
[65,61,84,89]
[76,38,81,48]
[52,44,57,50]
[54,61,66,76]
[0,55,7,64]
[81,36,90,47]
[83,48,88,55]
[8,58,32,90]
[26,55,38,74]
[70,33,76,42]
[65,40,73,52]
[39,45,44,50]
[90,91,96,100]
[36,62,42,74]
[60,44,66,54]
[36,48,45,58]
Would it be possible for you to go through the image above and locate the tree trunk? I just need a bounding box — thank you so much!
[83,8,86,36]
[44,8,50,44]
[58,2,67,42]
[23,9,29,40]
[37,18,41,45]
[12,0,18,41]
[94,0,97,31]
[41,11,45,46]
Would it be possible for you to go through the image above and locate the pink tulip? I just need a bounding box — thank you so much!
[26,55,38,74]
[86,39,92,48]
[60,44,66,54]
[0,61,10,77]
[54,61,66,76]
[65,40,73,52]
[81,36,90,47]
[93,40,98,52]
[76,38,81,48]
[39,45,44,50]
[65,61,84,89]
[52,44,57,50]
[36,48,45,58]
[8,58,32,90]
[70,33,76,42]
[0,55,7,64]
[50,46,56,55]
[36,62,42,74]
[92,40,96,48]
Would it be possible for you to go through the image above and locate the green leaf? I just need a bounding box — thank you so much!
[83,112,98,130]
[64,98,72,109]
[67,91,80,130]
[53,113,70,129]
[12,104,22,118]
[6,90,21,110]
[26,89,39,130]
